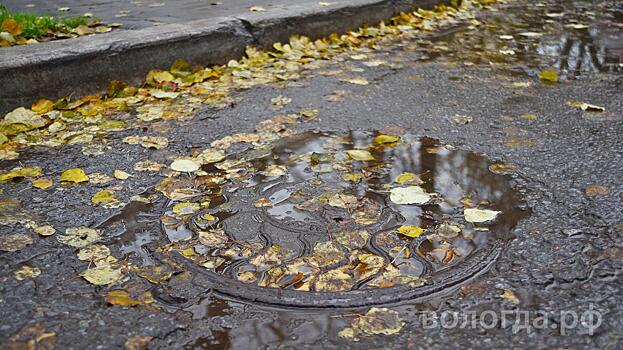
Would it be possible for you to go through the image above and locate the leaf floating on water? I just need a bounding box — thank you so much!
[81,265,122,285]
[172,202,200,215]
[342,172,365,183]
[373,134,400,144]
[488,163,517,174]
[566,101,605,112]
[57,227,101,247]
[397,225,424,238]
[389,186,431,205]
[254,198,273,208]
[32,178,53,189]
[346,149,375,161]
[170,159,200,172]
[394,172,422,185]
[538,70,558,84]
[464,208,501,223]
[260,165,288,177]
[60,168,89,183]
[14,265,41,280]
[0,233,33,252]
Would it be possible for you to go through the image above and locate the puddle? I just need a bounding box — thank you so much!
[159,130,528,307]
[418,0,622,77]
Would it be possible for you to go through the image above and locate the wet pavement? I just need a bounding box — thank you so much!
[2,0,357,30]
[1,0,622,349]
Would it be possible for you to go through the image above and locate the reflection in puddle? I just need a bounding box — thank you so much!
[420,0,622,77]
[160,130,526,296]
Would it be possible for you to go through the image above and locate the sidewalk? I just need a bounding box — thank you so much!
[3,0,330,30]
[0,0,443,115]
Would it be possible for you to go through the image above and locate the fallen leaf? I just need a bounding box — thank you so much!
[395,172,423,185]
[57,227,101,247]
[451,115,473,124]
[123,135,169,149]
[170,159,200,172]
[501,289,520,304]
[341,77,369,85]
[34,225,56,236]
[92,189,119,205]
[31,99,54,114]
[390,186,431,205]
[342,172,365,183]
[32,178,53,189]
[14,265,41,280]
[373,134,400,144]
[585,185,609,196]
[538,70,558,83]
[347,149,375,161]
[114,169,132,180]
[249,5,266,11]
[196,149,225,164]
[0,233,33,252]
[124,336,153,350]
[397,225,424,238]
[254,198,273,207]
[464,208,501,223]
[0,167,42,182]
[134,160,165,172]
[81,265,122,285]
[60,168,89,183]
[172,202,200,215]
[566,101,605,112]
[488,163,516,174]
[105,290,154,306]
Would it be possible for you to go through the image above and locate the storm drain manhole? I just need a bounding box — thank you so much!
[158,130,527,307]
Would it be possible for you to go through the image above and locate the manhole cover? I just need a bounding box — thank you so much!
[158,130,527,308]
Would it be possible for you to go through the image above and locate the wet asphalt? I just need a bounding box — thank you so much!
[1,0,622,349]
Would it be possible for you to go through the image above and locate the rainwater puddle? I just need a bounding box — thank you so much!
[159,130,528,307]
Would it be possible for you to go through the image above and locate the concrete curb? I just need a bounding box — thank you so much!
[0,0,445,115]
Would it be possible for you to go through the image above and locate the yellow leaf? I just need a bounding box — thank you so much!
[57,227,101,247]
[0,166,42,182]
[105,290,154,306]
[566,101,605,112]
[397,225,424,238]
[60,168,89,183]
[32,178,53,189]
[81,265,122,285]
[464,208,501,223]
[172,202,200,215]
[170,159,200,172]
[14,265,40,280]
[114,169,132,180]
[390,186,431,205]
[346,149,375,161]
[342,172,364,183]
[395,172,422,185]
[538,70,558,83]
[1,19,22,36]
[373,134,400,144]
[34,225,56,236]
[31,99,54,114]
[91,189,118,205]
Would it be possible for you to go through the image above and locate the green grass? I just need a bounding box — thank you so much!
[0,5,88,38]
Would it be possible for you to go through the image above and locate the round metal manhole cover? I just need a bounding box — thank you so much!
[158,130,527,308]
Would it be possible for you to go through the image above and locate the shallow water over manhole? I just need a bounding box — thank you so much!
[159,130,528,307]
